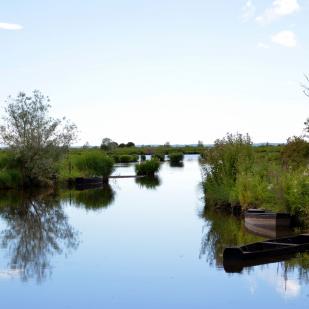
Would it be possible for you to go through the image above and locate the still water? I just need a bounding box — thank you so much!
[0,155,308,308]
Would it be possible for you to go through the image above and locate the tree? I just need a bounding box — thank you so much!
[126,141,135,147]
[100,137,118,151]
[0,90,77,186]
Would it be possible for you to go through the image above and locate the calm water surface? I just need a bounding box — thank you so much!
[0,155,308,308]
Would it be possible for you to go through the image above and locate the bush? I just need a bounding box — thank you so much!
[135,159,160,176]
[113,154,138,163]
[282,136,309,168]
[153,152,165,162]
[75,152,114,182]
[169,152,184,164]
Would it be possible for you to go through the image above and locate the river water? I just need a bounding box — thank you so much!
[0,155,308,308]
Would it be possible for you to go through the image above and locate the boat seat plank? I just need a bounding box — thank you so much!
[263,241,297,246]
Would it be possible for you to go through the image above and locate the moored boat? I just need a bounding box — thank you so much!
[223,234,309,273]
[245,209,291,237]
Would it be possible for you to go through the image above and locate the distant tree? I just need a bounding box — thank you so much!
[118,143,126,148]
[197,140,204,147]
[100,138,118,151]
[83,141,90,149]
[0,90,77,186]
[164,141,170,147]
[126,142,135,147]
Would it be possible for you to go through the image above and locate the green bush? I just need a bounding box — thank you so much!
[114,154,139,163]
[153,152,165,162]
[135,159,160,176]
[75,152,114,182]
[169,152,184,164]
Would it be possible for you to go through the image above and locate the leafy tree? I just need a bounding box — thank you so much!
[100,137,118,150]
[126,142,135,147]
[0,90,77,186]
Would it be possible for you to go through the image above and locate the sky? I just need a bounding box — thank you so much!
[0,0,308,145]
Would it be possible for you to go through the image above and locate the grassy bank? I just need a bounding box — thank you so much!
[202,134,309,224]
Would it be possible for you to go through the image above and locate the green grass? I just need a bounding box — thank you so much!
[135,159,160,176]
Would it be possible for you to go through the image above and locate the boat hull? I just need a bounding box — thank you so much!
[223,234,309,273]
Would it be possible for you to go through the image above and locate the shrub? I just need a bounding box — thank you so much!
[153,152,165,162]
[116,154,139,163]
[169,152,184,164]
[135,159,160,176]
[75,152,114,183]
[282,136,309,169]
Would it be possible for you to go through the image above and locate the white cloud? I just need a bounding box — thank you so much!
[0,22,23,30]
[242,1,256,22]
[271,30,297,47]
[257,42,270,49]
[256,0,300,24]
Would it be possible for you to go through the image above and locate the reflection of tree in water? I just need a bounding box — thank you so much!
[63,184,115,210]
[200,205,309,283]
[135,176,161,190]
[0,191,79,283]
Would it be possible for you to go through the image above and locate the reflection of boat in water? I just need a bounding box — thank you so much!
[245,209,291,238]
[223,234,309,273]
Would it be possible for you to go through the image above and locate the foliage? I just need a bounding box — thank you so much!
[112,154,138,163]
[169,152,184,164]
[0,90,77,186]
[135,159,160,176]
[75,151,114,182]
[100,138,118,151]
[153,152,165,162]
[281,136,309,168]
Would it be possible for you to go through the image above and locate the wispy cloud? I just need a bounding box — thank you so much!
[241,1,256,22]
[256,0,300,24]
[271,30,297,47]
[0,22,23,30]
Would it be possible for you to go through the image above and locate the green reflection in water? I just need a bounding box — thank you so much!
[199,207,263,268]
[199,205,309,282]
[135,176,161,190]
[61,185,115,210]
[0,190,79,283]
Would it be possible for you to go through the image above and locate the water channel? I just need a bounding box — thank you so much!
[0,155,308,308]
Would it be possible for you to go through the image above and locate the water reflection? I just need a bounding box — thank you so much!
[0,190,79,283]
[135,176,161,190]
[199,206,309,284]
[62,185,115,210]
[169,162,184,168]
[199,207,262,268]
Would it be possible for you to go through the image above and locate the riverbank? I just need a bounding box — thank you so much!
[201,134,309,225]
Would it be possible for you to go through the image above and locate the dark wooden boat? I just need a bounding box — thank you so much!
[245,209,291,238]
[223,234,309,273]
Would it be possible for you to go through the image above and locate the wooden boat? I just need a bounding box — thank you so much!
[223,234,309,273]
[245,209,291,238]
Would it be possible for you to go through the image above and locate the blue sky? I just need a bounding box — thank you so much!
[0,0,308,145]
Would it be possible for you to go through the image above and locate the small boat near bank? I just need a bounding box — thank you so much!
[245,209,291,238]
[223,234,309,273]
